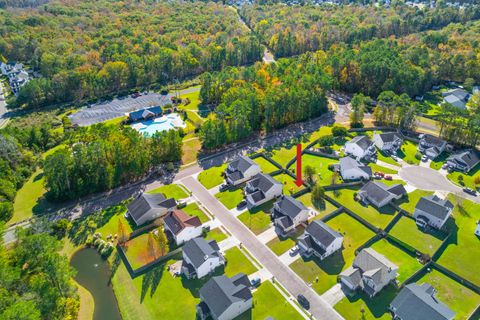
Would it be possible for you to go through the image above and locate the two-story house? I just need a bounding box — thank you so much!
[126,193,177,226]
[344,135,376,160]
[373,132,403,153]
[413,195,454,230]
[163,210,202,245]
[339,248,398,298]
[181,238,225,279]
[418,134,448,159]
[225,156,261,187]
[271,195,309,236]
[244,173,283,209]
[446,149,480,173]
[297,220,343,260]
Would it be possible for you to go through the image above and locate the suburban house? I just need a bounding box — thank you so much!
[418,134,448,159]
[197,273,252,320]
[181,238,225,279]
[339,248,398,297]
[475,221,480,236]
[446,149,480,173]
[373,132,403,153]
[297,220,343,260]
[389,283,455,320]
[338,156,372,181]
[344,135,376,160]
[413,195,454,230]
[126,193,177,226]
[244,173,283,209]
[225,156,261,186]
[442,88,470,110]
[271,195,309,236]
[357,181,406,208]
[128,106,163,122]
[0,62,30,95]
[163,210,202,245]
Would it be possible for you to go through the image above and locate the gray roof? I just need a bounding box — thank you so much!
[247,173,282,193]
[376,132,402,143]
[305,220,342,248]
[444,95,466,109]
[228,156,257,174]
[442,88,469,101]
[164,210,201,235]
[447,150,480,170]
[273,196,307,219]
[199,273,252,319]
[182,238,221,269]
[127,193,176,223]
[339,157,373,176]
[359,181,394,204]
[421,134,446,148]
[354,248,397,272]
[415,195,453,221]
[348,135,373,151]
[390,283,455,320]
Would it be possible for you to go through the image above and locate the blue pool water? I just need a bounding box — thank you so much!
[132,113,185,136]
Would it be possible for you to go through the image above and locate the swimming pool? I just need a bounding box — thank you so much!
[131,113,186,136]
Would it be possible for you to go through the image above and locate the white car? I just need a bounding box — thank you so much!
[289,245,299,256]
[421,155,428,162]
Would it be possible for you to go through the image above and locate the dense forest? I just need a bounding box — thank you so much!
[240,3,480,57]
[0,0,262,108]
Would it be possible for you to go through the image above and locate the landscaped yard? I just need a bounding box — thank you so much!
[270,145,297,168]
[369,163,398,175]
[414,269,480,319]
[124,231,166,270]
[436,196,480,285]
[205,228,228,243]
[429,152,449,170]
[376,150,399,166]
[274,173,305,195]
[197,164,226,189]
[215,188,244,209]
[266,227,304,256]
[446,163,480,190]
[182,138,201,165]
[398,140,420,165]
[11,169,47,224]
[327,188,397,229]
[296,192,338,219]
[398,189,433,213]
[238,206,273,235]
[147,184,189,199]
[334,284,398,320]
[289,154,338,186]
[253,156,279,173]
[95,205,132,238]
[223,247,258,277]
[389,216,445,255]
[370,239,422,283]
[182,202,210,223]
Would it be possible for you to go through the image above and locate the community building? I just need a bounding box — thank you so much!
[181,238,225,279]
[413,195,454,230]
[338,156,372,181]
[418,134,448,159]
[297,220,343,260]
[271,195,309,236]
[344,135,376,160]
[197,273,252,320]
[225,156,261,186]
[357,181,406,208]
[442,88,470,110]
[446,149,480,173]
[126,193,177,226]
[244,173,283,209]
[163,210,203,245]
[128,106,163,122]
[373,132,403,153]
[389,283,455,320]
[339,248,398,297]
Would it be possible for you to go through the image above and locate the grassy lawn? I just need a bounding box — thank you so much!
[389,216,445,255]
[381,179,406,186]
[124,231,166,270]
[296,192,338,218]
[95,205,132,238]
[398,140,420,165]
[291,213,376,295]
[238,207,273,235]
[182,138,201,165]
[238,281,303,320]
[11,168,47,224]
[446,163,480,190]
[370,239,422,283]
[429,152,450,170]
[205,228,228,243]
[103,116,127,126]
[223,247,258,277]
[215,188,244,209]
[182,202,210,223]
[436,195,480,285]
[270,145,297,168]
[369,163,398,175]
[376,150,399,166]
[327,188,397,229]
[266,227,304,256]
[253,156,279,173]
[334,284,398,320]
[414,269,480,320]
[398,189,433,213]
[197,164,226,189]
[147,184,189,199]
[274,173,305,195]
[289,154,338,186]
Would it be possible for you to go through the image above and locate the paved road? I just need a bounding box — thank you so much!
[181,176,343,320]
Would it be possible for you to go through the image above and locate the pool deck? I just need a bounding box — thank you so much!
[131,113,186,136]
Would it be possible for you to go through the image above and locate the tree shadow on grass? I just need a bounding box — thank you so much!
[141,264,165,303]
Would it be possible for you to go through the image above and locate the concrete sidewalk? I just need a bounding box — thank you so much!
[257,226,278,244]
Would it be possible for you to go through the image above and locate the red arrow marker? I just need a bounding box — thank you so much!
[295,143,304,187]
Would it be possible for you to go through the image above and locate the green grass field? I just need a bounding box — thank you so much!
[11,169,47,224]
[376,150,399,166]
[197,164,226,189]
[182,202,210,223]
[296,192,338,219]
[124,232,165,270]
[253,156,279,173]
[182,138,201,165]
[274,173,305,195]
[446,163,480,190]
[370,239,422,283]
[429,152,450,170]
[289,154,338,186]
[270,146,297,168]
[238,208,273,235]
[369,163,398,175]
[266,227,304,256]
[215,189,244,209]
[147,184,189,199]
[205,228,228,243]
[327,188,397,229]
[398,140,420,165]
[398,189,434,213]
[223,247,258,277]
[389,217,445,255]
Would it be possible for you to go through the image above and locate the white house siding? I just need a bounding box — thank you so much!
[197,256,224,279]
[414,209,449,229]
[345,143,367,159]
[175,226,203,245]
[341,168,369,181]
[217,298,253,320]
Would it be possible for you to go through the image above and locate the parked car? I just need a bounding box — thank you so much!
[289,245,299,256]
[177,200,187,209]
[384,175,393,181]
[374,172,385,177]
[131,91,141,98]
[421,155,428,162]
[250,277,261,287]
[391,155,399,161]
[463,188,477,196]
[442,163,450,170]
[219,184,230,192]
[237,200,247,210]
[297,294,310,310]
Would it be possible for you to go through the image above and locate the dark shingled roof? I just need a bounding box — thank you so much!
[182,238,221,269]
[415,195,453,220]
[247,173,281,193]
[305,220,342,248]
[359,181,393,204]
[199,273,252,319]
[421,134,446,148]
[390,283,455,320]
[127,193,176,223]
[447,150,480,170]
[348,135,373,151]
[129,106,162,121]
[164,210,202,235]
[376,132,402,144]
[387,184,407,197]
[228,156,257,174]
[274,196,307,220]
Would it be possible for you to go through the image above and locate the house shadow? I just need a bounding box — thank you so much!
[234,308,252,320]
[302,250,346,276]
[181,266,224,298]
[343,284,398,319]
[434,218,459,258]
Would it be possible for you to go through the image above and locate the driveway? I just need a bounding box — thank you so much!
[182,176,343,320]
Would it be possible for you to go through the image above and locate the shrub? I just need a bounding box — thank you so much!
[415,152,422,160]
[332,126,348,137]
[0,201,13,222]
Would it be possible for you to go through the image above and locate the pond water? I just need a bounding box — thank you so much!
[71,248,122,320]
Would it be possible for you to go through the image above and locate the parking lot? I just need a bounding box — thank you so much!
[69,92,172,126]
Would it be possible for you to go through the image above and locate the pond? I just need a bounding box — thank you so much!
[71,248,122,320]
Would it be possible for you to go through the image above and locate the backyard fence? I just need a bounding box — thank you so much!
[303,149,340,160]
[320,207,344,223]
